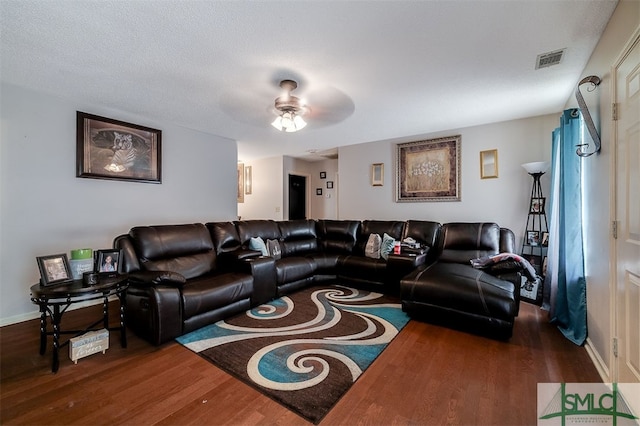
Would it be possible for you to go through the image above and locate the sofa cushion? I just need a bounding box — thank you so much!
[380,233,396,260]
[129,224,216,279]
[499,228,516,253]
[339,255,387,283]
[365,233,382,259]
[307,252,341,274]
[236,220,281,246]
[355,221,405,256]
[275,257,316,285]
[207,221,242,253]
[316,220,359,254]
[403,220,442,249]
[266,239,282,259]
[278,219,318,256]
[439,222,501,264]
[402,262,516,321]
[249,237,268,256]
[181,272,253,319]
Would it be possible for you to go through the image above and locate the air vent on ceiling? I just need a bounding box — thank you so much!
[535,49,565,69]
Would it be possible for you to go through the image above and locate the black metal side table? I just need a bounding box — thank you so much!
[29,274,128,373]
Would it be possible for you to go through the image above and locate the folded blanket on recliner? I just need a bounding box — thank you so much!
[470,253,538,282]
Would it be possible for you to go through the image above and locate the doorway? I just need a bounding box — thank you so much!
[288,174,307,220]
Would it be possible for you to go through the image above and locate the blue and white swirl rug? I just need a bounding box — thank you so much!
[176,285,410,424]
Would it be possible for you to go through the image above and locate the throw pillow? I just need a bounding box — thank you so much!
[380,233,395,260]
[266,239,282,260]
[249,236,268,256]
[364,233,382,259]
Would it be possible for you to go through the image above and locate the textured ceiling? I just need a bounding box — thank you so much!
[0,1,618,161]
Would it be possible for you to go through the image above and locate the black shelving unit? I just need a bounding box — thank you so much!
[520,171,548,304]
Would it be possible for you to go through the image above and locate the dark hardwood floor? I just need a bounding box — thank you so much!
[1,300,601,425]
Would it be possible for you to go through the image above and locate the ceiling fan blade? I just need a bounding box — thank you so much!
[218,76,355,129]
[303,86,355,125]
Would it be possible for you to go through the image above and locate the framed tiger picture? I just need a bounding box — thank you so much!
[76,111,162,184]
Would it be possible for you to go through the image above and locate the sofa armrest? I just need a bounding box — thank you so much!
[128,270,186,288]
[491,270,522,286]
[387,252,428,272]
[490,270,523,314]
[216,249,262,272]
[238,256,277,306]
[125,283,183,345]
[386,253,428,291]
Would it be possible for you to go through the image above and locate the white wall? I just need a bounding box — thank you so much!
[238,156,284,220]
[308,159,339,220]
[0,83,238,325]
[338,114,558,245]
[239,156,339,220]
[565,0,640,380]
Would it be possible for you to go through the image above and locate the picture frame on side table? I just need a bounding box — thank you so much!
[76,111,162,184]
[371,163,384,186]
[527,231,540,246]
[530,197,545,214]
[95,249,122,276]
[479,149,498,179]
[396,135,461,202]
[37,254,73,286]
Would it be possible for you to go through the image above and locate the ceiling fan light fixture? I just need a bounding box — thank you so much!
[293,114,307,130]
[271,116,284,131]
[271,79,308,133]
[271,111,307,132]
[281,111,295,128]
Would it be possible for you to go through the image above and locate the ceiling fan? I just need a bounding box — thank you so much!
[218,73,355,131]
[271,79,309,132]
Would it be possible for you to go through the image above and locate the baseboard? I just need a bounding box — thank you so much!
[0,311,41,327]
[585,337,611,383]
[0,297,110,327]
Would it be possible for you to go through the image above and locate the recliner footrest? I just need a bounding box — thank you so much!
[401,262,517,337]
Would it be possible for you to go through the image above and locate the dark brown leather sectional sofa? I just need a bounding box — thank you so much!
[114,219,523,345]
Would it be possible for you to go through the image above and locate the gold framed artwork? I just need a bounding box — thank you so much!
[371,163,384,186]
[395,135,461,202]
[244,166,252,194]
[480,149,498,179]
[237,163,244,203]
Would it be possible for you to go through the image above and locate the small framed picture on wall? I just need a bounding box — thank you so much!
[371,163,384,186]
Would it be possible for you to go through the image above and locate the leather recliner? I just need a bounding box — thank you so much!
[114,223,268,345]
[400,222,521,339]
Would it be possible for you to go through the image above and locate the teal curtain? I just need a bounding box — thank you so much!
[542,109,587,345]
